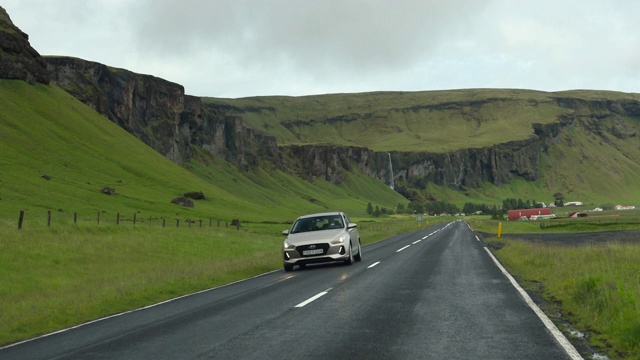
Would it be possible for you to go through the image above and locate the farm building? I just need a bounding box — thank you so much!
[507,208,552,221]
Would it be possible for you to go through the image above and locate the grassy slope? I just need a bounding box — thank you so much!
[204,89,625,151]
[0,81,405,224]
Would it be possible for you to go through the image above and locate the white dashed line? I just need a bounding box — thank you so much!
[295,288,332,308]
[367,261,381,269]
[412,239,422,244]
[475,236,481,242]
[396,245,411,252]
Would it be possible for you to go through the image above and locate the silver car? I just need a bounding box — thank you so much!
[282,212,362,271]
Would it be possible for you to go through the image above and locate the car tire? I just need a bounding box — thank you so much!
[344,243,354,265]
[284,264,294,272]
[354,240,362,261]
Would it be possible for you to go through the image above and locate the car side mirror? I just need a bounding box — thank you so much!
[282,229,290,236]
[347,223,357,229]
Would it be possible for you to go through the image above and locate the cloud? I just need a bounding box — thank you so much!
[3,0,640,96]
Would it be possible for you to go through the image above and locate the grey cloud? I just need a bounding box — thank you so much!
[3,0,640,96]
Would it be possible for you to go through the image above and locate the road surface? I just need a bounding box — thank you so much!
[1,220,579,359]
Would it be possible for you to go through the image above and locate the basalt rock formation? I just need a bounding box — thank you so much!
[45,56,281,168]
[0,6,49,84]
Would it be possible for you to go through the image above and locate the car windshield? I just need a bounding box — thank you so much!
[291,215,344,233]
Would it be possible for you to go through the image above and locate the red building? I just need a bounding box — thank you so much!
[507,208,551,221]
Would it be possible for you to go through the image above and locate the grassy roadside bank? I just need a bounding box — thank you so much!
[0,215,430,346]
[487,237,640,359]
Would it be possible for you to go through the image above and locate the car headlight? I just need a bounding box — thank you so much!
[283,241,294,249]
[331,234,347,245]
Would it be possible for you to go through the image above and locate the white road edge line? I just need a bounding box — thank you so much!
[367,261,381,269]
[396,245,411,252]
[295,288,332,308]
[483,248,583,360]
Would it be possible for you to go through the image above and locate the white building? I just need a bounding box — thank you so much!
[615,205,636,210]
[565,201,584,206]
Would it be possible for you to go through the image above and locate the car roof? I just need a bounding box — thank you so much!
[296,212,344,220]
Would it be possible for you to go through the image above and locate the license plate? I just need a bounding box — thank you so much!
[303,249,324,256]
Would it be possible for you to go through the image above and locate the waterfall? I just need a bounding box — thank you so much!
[388,152,395,190]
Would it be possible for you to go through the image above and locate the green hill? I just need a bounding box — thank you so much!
[204,89,640,205]
[0,80,406,225]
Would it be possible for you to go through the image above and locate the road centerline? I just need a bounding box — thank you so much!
[367,261,381,269]
[294,288,332,308]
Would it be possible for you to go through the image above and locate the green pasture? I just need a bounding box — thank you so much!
[489,238,640,359]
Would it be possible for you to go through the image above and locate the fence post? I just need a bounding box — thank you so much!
[199,220,202,227]
[97,211,100,225]
[176,219,180,227]
[48,210,51,227]
[117,213,120,225]
[188,219,191,228]
[133,213,136,225]
[162,218,166,227]
[217,220,220,228]
[74,212,77,225]
[18,210,24,230]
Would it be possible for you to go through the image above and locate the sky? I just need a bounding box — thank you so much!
[3,0,640,98]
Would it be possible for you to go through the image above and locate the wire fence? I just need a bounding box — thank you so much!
[11,210,242,230]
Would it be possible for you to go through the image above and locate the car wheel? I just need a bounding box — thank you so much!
[354,240,362,261]
[284,264,294,272]
[344,243,354,265]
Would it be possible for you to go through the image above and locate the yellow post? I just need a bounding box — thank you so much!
[497,222,503,238]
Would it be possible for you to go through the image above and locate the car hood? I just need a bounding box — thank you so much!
[286,229,345,245]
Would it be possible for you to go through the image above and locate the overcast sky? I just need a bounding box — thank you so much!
[3,0,640,98]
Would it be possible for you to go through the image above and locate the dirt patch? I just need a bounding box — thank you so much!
[480,230,640,246]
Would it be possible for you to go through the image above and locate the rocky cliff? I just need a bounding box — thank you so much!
[45,54,640,193]
[0,6,49,84]
[45,56,281,168]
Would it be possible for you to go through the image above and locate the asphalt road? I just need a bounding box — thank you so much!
[1,220,579,359]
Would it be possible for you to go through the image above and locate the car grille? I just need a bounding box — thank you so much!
[297,243,330,257]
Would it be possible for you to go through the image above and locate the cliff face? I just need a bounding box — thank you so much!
[45,55,640,193]
[0,6,49,84]
[46,56,281,168]
[279,136,542,189]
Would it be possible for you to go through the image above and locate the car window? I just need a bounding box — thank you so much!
[291,215,344,233]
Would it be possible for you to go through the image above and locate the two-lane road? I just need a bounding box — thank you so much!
[1,221,581,359]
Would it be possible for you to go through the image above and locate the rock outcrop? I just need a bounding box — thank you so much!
[44,54,640,192]
[0,6,49,84]
[46,56,281,168]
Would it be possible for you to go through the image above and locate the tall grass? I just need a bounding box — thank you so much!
[493,240,640,359]
[0,225,283,345]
